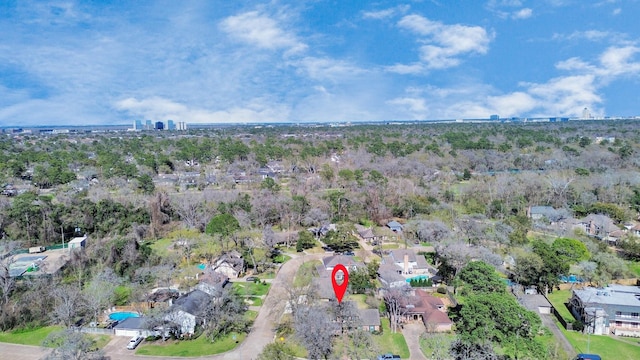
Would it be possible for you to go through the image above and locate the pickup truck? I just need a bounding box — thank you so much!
[377,354,401,360]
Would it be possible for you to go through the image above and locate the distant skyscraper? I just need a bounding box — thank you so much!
[145,120,153,130]
[177,121,187,130]
[582,107,592,119]
[167,120,175,130]
[155,121,164,130]
[133,120,143,130]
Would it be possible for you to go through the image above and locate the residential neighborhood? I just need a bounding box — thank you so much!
[3,121,640,360]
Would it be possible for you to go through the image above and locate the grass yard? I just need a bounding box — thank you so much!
[347,294,370,309]
[546,289,575,323]
[232,281,271,296]
[381,243,400,250]
[89,334,112,349]
[627,261,640,278]
[563,329,640,360]
[273,254,292,264]
[245,296,263,306]
[0,326,62,346]
[372,318,410,358]
[136,332,246,356]
[294,260,321,287]
[419,333,455,359]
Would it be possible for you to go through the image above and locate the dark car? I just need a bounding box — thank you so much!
[246,276,259,282]
[344,251,355,256]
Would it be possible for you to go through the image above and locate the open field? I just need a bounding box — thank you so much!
[0,326,62,346]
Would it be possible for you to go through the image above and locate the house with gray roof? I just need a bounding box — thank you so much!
[378,263,409,289]
[165,290,211,335]
[386,249,436,276]
[358,308,381,332]
[322,254,364,272]
[387,221,404,233]
[570,285,640,336]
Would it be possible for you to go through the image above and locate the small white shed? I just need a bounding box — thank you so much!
[68,235,87,250]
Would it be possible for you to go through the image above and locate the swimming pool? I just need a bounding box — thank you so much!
[108,312,140,321]
[406,274,429,282]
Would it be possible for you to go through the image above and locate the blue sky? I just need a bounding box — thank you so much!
[1,0,639,126]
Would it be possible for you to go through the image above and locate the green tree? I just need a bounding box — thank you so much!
[457,261,505,294]
[257,342,294,360]
[137,174,155,194]
[205,213,240,238]
[349,267,373,294]
[296,230,315,252]
[552,237,590,264]
[261,177,281,192]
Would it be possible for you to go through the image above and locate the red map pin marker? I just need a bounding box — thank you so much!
[331,264,349,303]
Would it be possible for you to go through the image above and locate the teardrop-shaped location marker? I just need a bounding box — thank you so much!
[331,264,349,303]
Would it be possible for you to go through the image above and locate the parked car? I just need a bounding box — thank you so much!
[344,251,355,256]
[246,276,259,282]
[127,336,143,350]
[377,354,400,360]
[574,355,601,360]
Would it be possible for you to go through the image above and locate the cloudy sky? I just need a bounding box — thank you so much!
[1,0,639,126]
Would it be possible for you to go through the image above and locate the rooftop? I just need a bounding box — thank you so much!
[573,285,640,308]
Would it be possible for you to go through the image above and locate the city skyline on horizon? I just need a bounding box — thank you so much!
[1,1,640,127]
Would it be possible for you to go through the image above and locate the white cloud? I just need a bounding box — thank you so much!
[612,7,621,15]
[553,30,620,42]
[219,11,307,54]
[387,97,429,118]
[385,62,425,75]
[362,5,410,20]
[512,8,533,19]
[397,14,491,69]
[115,96,290,124]
[293,56,367,82]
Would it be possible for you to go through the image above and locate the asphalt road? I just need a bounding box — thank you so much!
[0,253,324,360]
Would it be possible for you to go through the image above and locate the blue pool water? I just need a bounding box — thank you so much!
[109,312,140,321]
[198,263,206,270]
[406,274,429,282]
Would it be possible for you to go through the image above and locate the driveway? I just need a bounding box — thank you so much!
[401,323,428,360]
[540,313,576,359]
[0,252,323,360]
[0,343,51,360]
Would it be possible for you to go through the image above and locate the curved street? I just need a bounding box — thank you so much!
[0,253,323,360]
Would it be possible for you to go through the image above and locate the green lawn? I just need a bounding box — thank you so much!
[627,261,640,277]
[293,260,321,287]
[89,334,112,349]
[547,289,575,323]
[0,326,62,346]
[232,281,271,296]
[273,254,292,264]
[372,318,410,358]
[347,294,370,309]
[562,329,640,360]
[245,296,263,306]
[136,332,246,356]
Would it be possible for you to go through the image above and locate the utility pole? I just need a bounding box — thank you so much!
[61,225,65,249]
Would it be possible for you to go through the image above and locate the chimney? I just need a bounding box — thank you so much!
[404,253,409,274]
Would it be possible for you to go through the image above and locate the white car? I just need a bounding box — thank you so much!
[126,336,143,350]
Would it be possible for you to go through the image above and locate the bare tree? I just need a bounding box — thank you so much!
[263,225,277,258]
[43,329,108,360]
[51,284,85,328]
[382,286,410,333]
[0,258,16,306]
[410,220,451,244]
[294,305,334,360]
[170,192,207,230]
[84,268,120,324]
